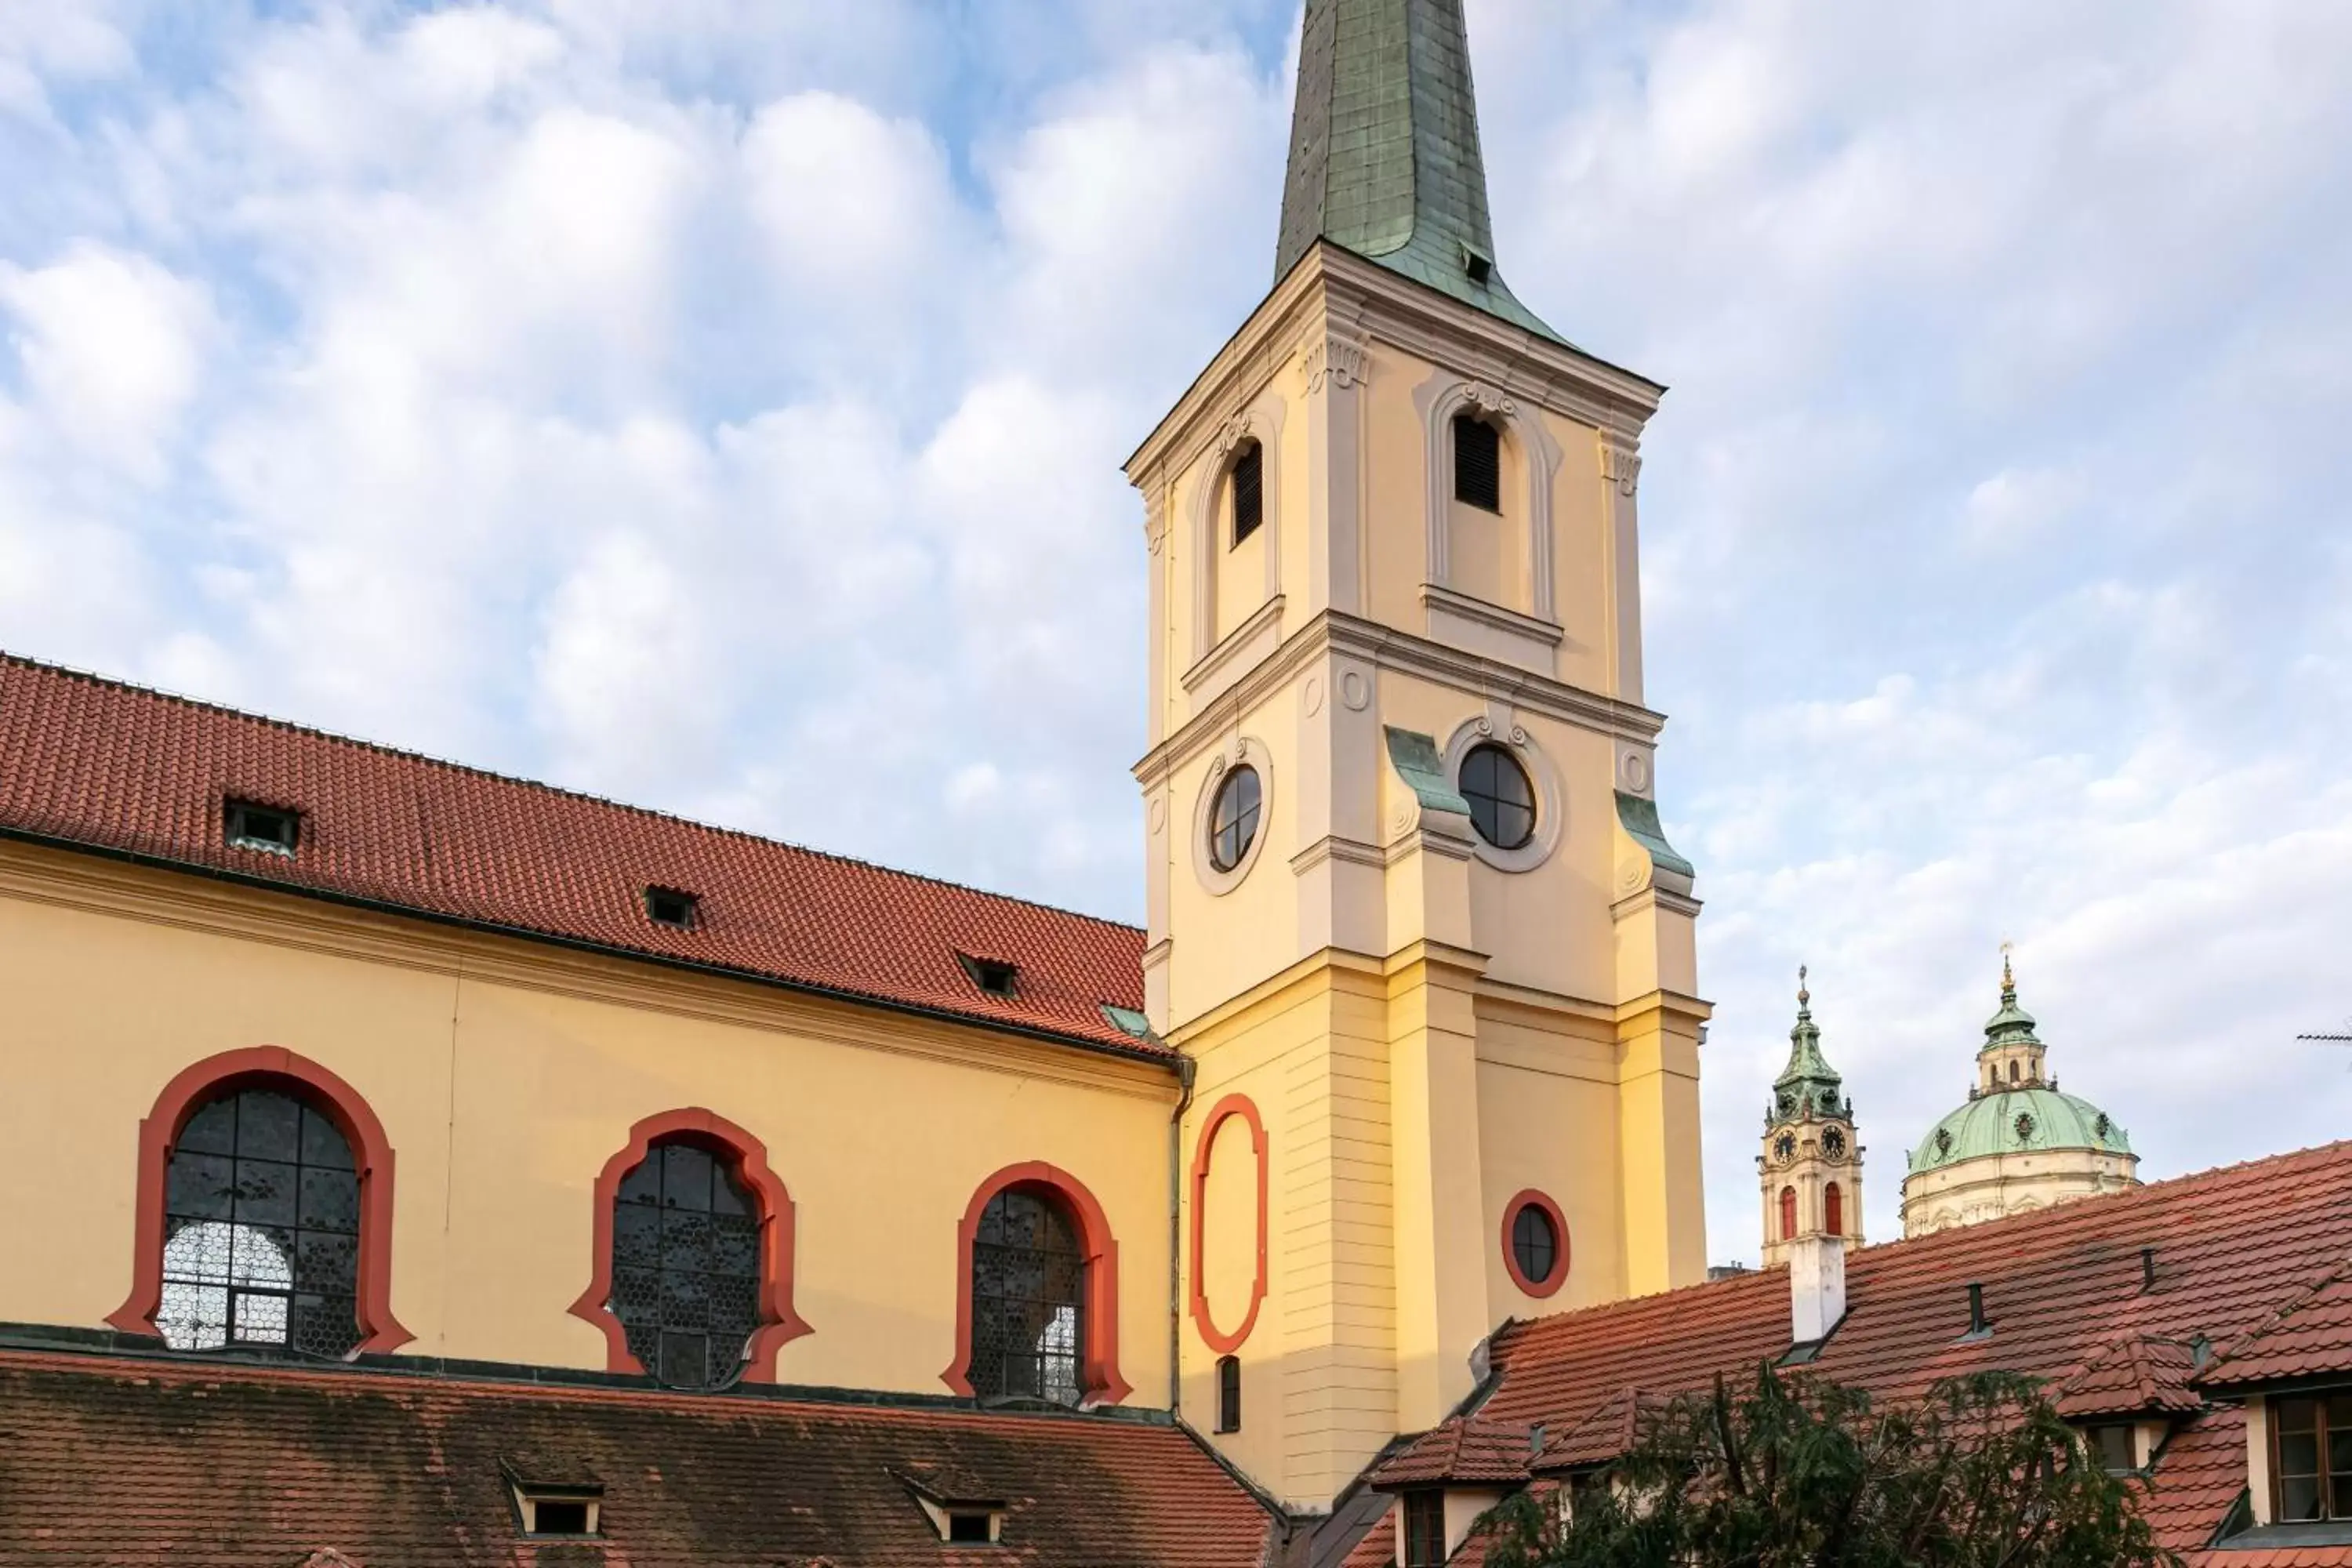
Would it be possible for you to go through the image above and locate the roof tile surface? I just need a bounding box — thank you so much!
[0,655,1153,1055]
[1391,1143,2352,1567]
[0,1350,1272,1567]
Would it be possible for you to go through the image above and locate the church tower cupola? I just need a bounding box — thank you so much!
[1975,949,2049,1093]
[1759,969,1864,1267]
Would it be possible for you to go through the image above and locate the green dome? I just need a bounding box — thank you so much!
[1907,1087,2132,1175]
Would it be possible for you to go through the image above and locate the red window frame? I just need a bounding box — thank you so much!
[1500,1189,1570,1298]
[108,1047,410,1355]
[567,1108,811,1382]
[942,1161,1130,1405]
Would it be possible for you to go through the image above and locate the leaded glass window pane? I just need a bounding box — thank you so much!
[610,1139,764,1391]
[158,1087,361,1357]
[970,1189,1087,1406]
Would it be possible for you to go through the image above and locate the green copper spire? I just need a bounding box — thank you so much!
[1276,0,1566,343]
[1767,967,1849,1128]
[1980,949,2043,1055]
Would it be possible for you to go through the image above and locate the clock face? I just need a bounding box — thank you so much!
[1823,1127,1847,1159]
[1774,1132,1797,1162]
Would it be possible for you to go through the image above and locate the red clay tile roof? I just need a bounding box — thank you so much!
[2202,1255,2352,1390]
[1530,1385,1664,1473]
[0,655,1156,1057]
[1389,1142,2352,1566]
[1338,1509,1395,1568]
[0,1346,1275,1567]
[2053,1334,2203,1418]
[1369,1418,1531,1489]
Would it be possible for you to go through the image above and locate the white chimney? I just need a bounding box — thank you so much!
[1788,1233,1847,1345]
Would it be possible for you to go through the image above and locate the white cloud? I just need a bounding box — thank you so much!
[1,0,2347,1269]
[0,241,212,477]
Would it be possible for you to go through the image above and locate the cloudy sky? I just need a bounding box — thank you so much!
[4,0,2348,1261]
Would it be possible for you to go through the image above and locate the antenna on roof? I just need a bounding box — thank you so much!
[2299,1018,2352,1062]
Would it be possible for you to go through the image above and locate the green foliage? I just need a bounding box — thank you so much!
[1483,1365,2176,1568]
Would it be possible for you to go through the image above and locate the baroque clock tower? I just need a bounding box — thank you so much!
[1758,970,1864,1268]
[1130,0,1711,1512]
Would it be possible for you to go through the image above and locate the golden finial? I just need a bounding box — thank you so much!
[2000,941,2016,998]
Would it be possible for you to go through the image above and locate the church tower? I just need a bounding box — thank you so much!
[1130,0,1709,1511]
[1757,970,1864,1268]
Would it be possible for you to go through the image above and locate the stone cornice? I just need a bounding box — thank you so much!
[1133,608,1668,790]
[0,837,1178,1101]
[1125,243,1665,490]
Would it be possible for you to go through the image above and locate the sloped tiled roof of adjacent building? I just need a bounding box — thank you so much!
[1358,1141,2352,1567]
[0,654,1157,1057]
[2202,1256,2352,1389]
[0,1347,1276,1568]
[1367,1417,1530,1489]
[2053,1333,2203,1418]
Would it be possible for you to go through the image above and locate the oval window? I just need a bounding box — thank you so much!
[1501,1191,1567,1296]
[1209,767,1262,873]
[1459,743,1536,851]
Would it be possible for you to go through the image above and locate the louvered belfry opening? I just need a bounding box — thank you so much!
[1454,413,1501,512]
[1231,441,1264,545]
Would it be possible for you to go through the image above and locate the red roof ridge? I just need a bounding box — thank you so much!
[0,649,1143,939]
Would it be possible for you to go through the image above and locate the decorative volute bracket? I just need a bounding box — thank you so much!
[1599,437,1642,498]
[1382,726,1475,846]
[1611,790,1696,902]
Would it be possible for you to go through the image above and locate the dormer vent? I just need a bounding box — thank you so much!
[898,1469,1007,1545]
[502,1465,603,1538]
[957,953,1019,999]
[644,886,699,930]
[224,799,300,856]
[2141,1246,2158,1293]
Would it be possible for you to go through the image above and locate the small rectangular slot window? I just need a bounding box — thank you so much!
[1215,1353,1241,1433]
[1230,442,1264,546]
[645,886,699,930]
[224,800,300,856]
[1453,415,1501,513]
[2090,1423,2136,1475]
[957,953,1019,999]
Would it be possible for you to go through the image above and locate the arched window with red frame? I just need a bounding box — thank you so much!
[1824,1181,1844,1236]
[1780,1185,1798,1242]
[944,1163,1130,1407]
[109,1048,409,1357]
[569,1109,810,1390]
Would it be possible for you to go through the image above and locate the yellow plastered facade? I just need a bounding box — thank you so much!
[1133,245,1710,1510]
[0,249,1708,1523]
[0,840,1178,1399]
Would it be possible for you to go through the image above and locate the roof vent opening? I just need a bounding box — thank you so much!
[1461,242,1494,285]
[644,886,699,931]
[224,800,301,857]
[957,953,1019,1000]
[2140,1246,2158,1293]
[1962,1281,1991,1341]
[900,1471,1007,1545]
[505,1472,603,1538]
[946,1510,999,1544]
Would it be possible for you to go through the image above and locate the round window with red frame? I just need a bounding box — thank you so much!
[1501,1190,1569,1298]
